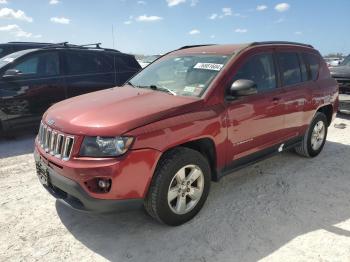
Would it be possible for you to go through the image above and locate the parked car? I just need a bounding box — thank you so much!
[0,42,54,58]
[330,55,350,113]
[34,41,338,226]
[0,43,141,135]
[138,55,161,68]
[324,57,344,67]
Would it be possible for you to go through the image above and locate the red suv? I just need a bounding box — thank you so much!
[34,42,338,226]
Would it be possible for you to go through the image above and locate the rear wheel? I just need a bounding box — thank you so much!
[144,147,211,226]
[295,112,328,157]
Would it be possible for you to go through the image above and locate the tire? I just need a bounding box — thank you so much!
[144,147,211,226]
[295,112,328,158]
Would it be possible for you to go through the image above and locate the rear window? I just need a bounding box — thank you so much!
[116,54,140,72]
[65,51,113,74]
[303,53,320,81]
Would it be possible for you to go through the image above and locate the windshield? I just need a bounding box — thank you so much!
[0,49,35,68]
[129,55,230,97]
[341,56,350,66]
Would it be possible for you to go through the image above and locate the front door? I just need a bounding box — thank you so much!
[226,51,286,165]
[0,51,65,131]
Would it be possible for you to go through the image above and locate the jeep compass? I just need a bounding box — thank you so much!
[34,42,338,226]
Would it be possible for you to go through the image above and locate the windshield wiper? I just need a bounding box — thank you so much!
[149,85,176,96]
[127,81,136,88]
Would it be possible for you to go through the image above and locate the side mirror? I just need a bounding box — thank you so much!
[3,69,22,78]
[228,79,257,98]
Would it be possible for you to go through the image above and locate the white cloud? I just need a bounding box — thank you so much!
[0,0,8,4]
[0,8,33,22]
[295,31,302,35]
[50,17,70,24]
[190,0,198,7]
[275,3,290,12]
[136,15,163,22]
[235,28,248,33]
[222,7,232,16]
[137,0,146,4]
[166,0,186,7]
[0,24,41,38]
[209,13,218,20]
[49,0,60,4]
[256,5,267,11]
[0,24,19,31]
[189,29,200,35]
[124,20,132,25]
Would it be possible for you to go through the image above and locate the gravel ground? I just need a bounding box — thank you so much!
[1,115,350,262]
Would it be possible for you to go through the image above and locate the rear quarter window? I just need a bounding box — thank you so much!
[303,53,320,81]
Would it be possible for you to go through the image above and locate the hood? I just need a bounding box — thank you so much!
[43,86,202,136]
[330,65,350,78]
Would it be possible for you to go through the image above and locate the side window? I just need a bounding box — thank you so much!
[233,53,276,91]
[277,52,302,86]
[65,51,113,75]
[116,55,139,72]
[11,52,59,76]
[303,53,320,81]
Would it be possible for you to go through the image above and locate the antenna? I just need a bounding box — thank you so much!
[112,24,115,49]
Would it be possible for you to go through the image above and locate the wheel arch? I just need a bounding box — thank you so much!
[160,137,218,182]
[316,104,333,126]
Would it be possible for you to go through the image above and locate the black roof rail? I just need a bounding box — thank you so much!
[251,41,313,48]
[41,42,70,49]
[178,44,216,50]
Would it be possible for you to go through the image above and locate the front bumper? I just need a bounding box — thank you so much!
[34,150,143,212]
[34,141,162,212]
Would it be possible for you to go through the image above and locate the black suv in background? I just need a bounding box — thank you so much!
[0,42,54,58]
[0,43,141,135]
[330,55,350,113]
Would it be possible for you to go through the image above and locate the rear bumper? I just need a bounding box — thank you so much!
[34,150,143,212]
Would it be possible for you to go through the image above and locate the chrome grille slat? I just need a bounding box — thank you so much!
[37,122,74,161]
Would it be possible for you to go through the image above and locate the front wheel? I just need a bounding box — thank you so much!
[295,112,328,157]
[144,147,211,226]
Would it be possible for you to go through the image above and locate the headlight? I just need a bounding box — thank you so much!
[80,136,134,157]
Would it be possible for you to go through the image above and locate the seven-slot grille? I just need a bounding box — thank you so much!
[37,122,74,161]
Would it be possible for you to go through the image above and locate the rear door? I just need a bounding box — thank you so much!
[226,50,286,163]
[276,50,314,138]
[63,50,116,98]
[0,50,65,130]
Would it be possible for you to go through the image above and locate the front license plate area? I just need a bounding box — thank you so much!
[36,161,50,186]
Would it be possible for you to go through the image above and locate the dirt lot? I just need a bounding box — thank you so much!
[1,115,350,262]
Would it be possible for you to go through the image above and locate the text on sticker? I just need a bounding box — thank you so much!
[194,63,224,71]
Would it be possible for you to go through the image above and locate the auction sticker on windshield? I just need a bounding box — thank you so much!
[194,63,224,71]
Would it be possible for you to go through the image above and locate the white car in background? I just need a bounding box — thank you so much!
[324,57,344,67]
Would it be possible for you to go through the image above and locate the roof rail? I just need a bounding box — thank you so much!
[41,42,70,49]
[178,44,216,50]
[7,41,52,44]
[79,43,102,48]
[251,41,313,48]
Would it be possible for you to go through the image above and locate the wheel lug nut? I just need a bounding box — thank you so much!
[182,193,185,197]
[187,188,190,192]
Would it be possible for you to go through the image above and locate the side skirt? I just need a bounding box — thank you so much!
[217,136,303,180]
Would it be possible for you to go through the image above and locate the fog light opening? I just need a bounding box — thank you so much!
[97,178,111,193]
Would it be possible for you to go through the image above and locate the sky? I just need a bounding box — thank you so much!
[0,0,349,55]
